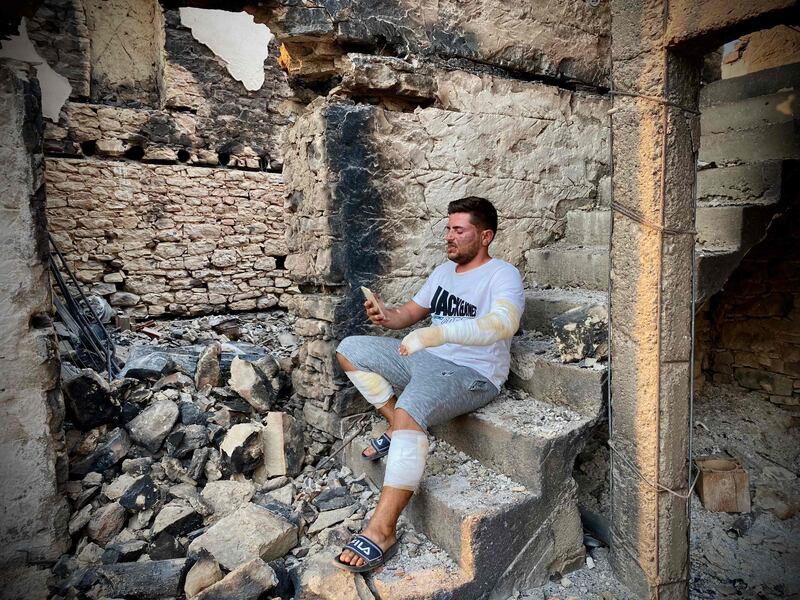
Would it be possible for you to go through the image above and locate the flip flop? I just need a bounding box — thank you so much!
[361,432,391,461]
[333,533,399,573]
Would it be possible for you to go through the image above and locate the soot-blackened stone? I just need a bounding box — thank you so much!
[119,475,159,511]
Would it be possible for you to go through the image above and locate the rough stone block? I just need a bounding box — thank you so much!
[188,503,298,570]
[261,411,305,478]
[194,558,277,600]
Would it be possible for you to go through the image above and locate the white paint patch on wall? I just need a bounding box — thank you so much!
[0,19,71,120]
[179,8,273,91]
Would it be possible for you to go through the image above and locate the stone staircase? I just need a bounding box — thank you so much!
[342,294,607,598]
[528,62,798,304]
[340,64,798,599]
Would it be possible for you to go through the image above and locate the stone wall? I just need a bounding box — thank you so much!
[700,204,800,407]
[47,159,296,317]
[24,1,301,317]
[282,66,610,435]
[0,60,69,589]
[256,0,611,86]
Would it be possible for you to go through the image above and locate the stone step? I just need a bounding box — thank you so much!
[699,121,799,164]
[695,247,745,305]
[345,435,585,599]
[506,332,606,418]
[696,161,783,207]
[367,521,471,600]
[701,90,798,136]
[564,209,610,247]
[526,244,609,291]
[431,387,598,494]
[695,203,777,250]
[700,62,800,108]
[522,287,607,334]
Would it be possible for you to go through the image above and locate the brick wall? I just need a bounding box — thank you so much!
[47,159,297,317]
[701,205,800,406]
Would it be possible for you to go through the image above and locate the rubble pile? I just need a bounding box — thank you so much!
[50,310,396,600]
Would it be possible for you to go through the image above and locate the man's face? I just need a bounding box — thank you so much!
[444,212,490,264]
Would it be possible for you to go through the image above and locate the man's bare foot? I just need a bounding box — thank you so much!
[361,430,393,459]
[339,525,397,567]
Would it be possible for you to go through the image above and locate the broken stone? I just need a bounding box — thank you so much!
[69,504,93,535]
[552,304,608,363]
[109,291,140,307]
[260,411,305,479]
[127,398,180,453]
[152,501,203,537]
[293,552,372,600]
[170,483,214,518]
[103,473,138,501]
[61,365,120,430]
[194,558,277,600]
[201,480,255,521]
[228,356,278,413]
[188,447,211,482]
[76,541,104,567]
[96,558,190,599]
[195,342,222,390]
[188,503,298,570]
[119,475,159,511]
[87,502,126,546]
[166,424,209,459]
[150,531,186,560]
[313,486,355,512]
[307,504,356,535]
[220,422,263,474]
[101,539,148,564]
[71,427,131,477]
[184,553,224,598]
[179,398,207,426]
[154,371,195,391]
[267,483,295,506]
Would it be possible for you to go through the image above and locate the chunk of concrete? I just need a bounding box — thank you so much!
[151,501,202,537]
[127,399,180,453]
[194,558,277,600]
[294,553,373,600]
[188,503,298,570]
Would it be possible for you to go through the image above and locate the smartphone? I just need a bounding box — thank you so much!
[360,286,386,319]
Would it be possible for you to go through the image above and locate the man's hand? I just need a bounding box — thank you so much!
[399,326,444,356]
[363,298,431,331]
[364,295,390,326]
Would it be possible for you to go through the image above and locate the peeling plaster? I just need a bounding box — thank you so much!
[179,8,273,91]
[0,19,71,121]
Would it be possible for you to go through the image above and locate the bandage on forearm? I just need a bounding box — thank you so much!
[401,299,521,355]
[345,370,394,408]
[383,430,429,492]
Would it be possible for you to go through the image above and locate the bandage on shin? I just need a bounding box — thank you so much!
[345,370,393,409]
[383,430,429,492]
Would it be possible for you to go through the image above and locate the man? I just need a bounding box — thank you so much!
[333,197,525,572]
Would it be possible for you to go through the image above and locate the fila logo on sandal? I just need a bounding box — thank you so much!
[353,540,373,556]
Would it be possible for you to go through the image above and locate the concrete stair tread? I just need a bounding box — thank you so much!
[466,387,592,443]
[368,522,469,599]
[345,434,585,598]
[696,161,784,207]
[522,286,608,334]
[526,244,609,291]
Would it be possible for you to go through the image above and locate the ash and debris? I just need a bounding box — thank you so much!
[527,383,800,600]
[53,309,426,600]
[689,384,800,599]
[480,388,590,438]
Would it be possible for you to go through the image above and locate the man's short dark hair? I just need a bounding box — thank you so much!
[447,197,498,234]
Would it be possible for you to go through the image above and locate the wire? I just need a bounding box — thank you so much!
[608,441,700,500]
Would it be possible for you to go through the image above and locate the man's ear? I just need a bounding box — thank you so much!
[482,229,494,246]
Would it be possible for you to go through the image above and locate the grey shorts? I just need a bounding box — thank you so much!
[336,335,499,432]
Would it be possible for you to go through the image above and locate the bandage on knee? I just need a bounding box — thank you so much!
[383,430,429,492]
[345,370,393,409]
